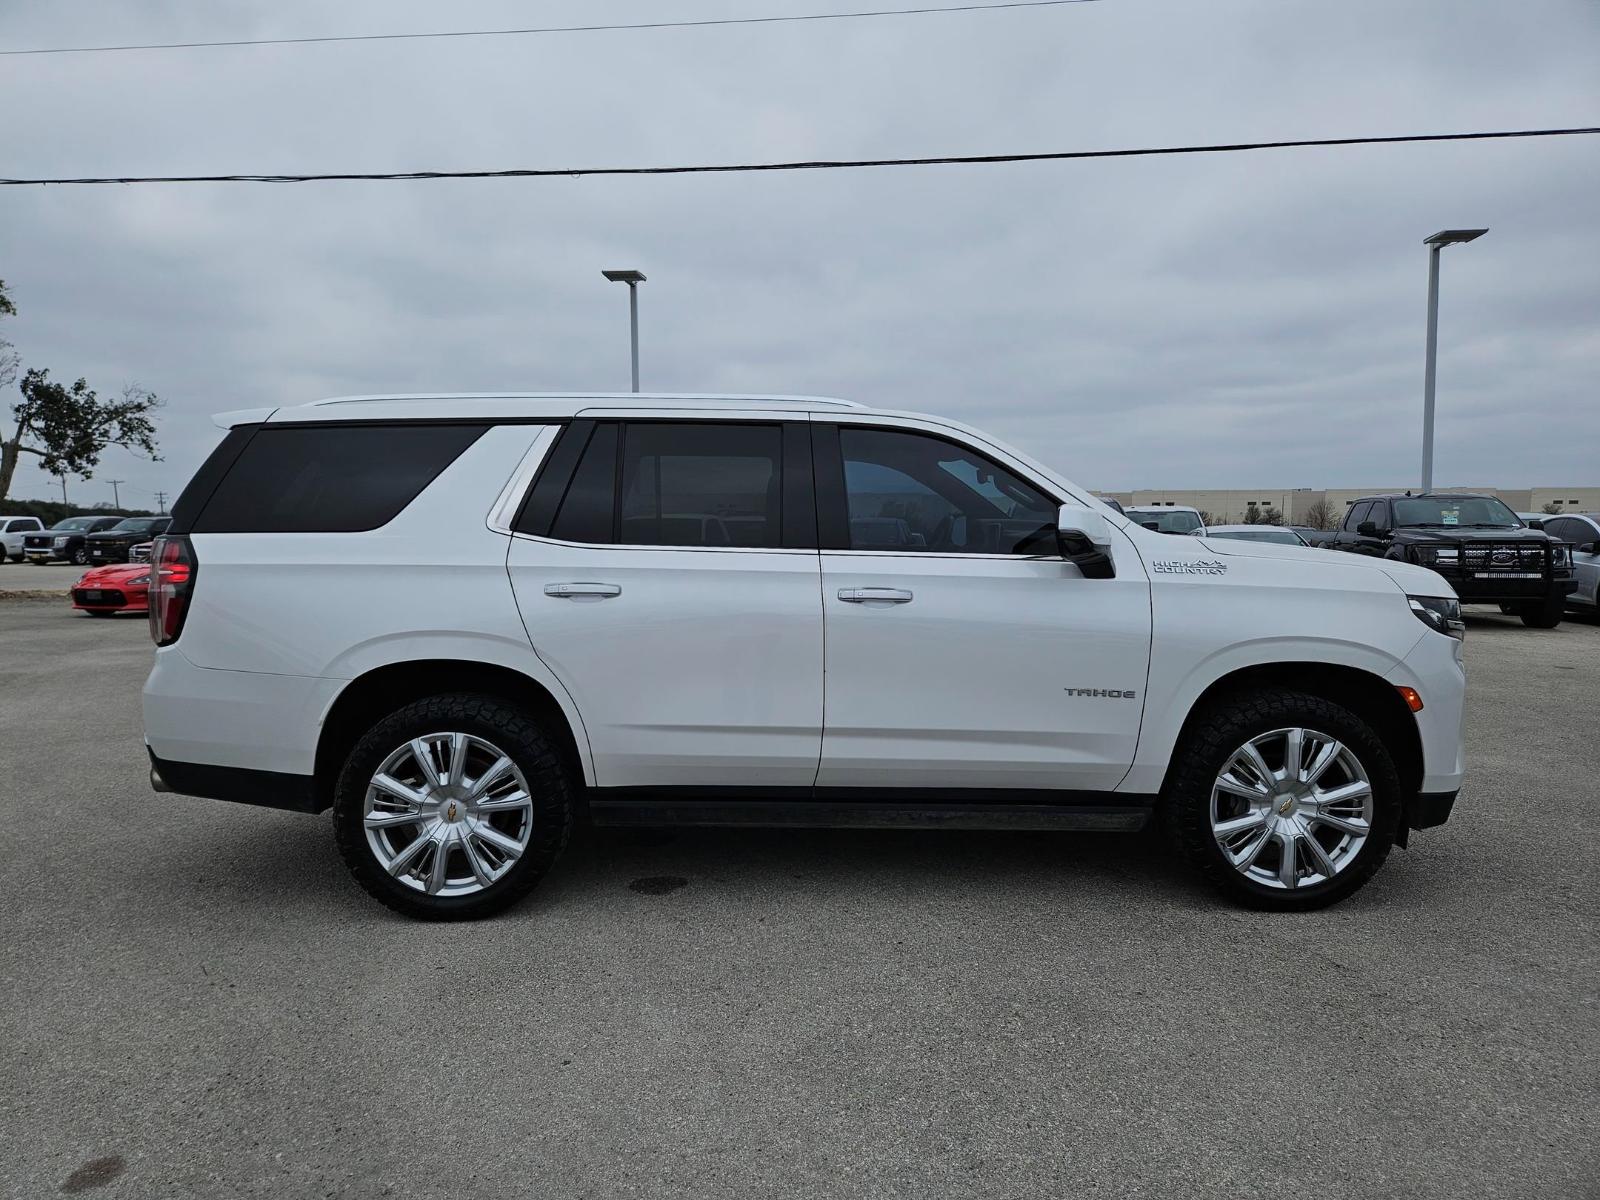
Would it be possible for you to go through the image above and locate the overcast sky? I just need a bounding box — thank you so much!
[2,0,1596,509]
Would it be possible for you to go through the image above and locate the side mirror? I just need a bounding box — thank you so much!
[1356,521,1380,537]
[1527,519,1545,530]
[1056,504,1116,579]
[1578,542,1597,556]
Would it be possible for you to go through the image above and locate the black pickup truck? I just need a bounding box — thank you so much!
[21,515,124,565]
[85,516,170,564]
[1327,492,1577,627]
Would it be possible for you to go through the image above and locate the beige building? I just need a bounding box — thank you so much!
[1094,486,1600,526]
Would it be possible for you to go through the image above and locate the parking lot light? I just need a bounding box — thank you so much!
[1420,228,1487,493]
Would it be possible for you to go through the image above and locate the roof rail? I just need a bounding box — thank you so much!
[303,392,862,409]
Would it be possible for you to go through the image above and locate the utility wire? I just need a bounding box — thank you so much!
[1,127,1594,187]
[0,1,1102,56]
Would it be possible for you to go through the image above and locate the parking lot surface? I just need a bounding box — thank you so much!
[0,562,84,595]
[1,603,1596,1198]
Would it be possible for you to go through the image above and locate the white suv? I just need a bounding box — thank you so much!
[143,394,1466,919]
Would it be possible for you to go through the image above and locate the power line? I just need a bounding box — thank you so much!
[0,1,1103,57]
[2,126,1594,187]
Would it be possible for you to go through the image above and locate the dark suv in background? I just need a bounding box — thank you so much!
[1327,492,1576,627]
[86,516,171,564]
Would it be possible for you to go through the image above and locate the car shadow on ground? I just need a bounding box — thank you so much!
[138,805,1458,924]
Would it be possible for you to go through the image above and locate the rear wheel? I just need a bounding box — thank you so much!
[333,694,574,920]
[1161,688,1401,910]
[1518,596,1564,628]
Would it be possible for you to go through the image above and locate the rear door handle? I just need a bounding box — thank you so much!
[838,587,913,604]
[544,582,621,599]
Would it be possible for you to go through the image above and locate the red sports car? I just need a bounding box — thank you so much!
[71,563,162,616]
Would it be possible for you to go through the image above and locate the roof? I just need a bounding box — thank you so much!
[1353,492,1495,501]
[214,392,864,427]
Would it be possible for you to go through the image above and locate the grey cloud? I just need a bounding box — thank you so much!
[1,0,1596,508]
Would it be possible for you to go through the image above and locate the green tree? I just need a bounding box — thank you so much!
[0,279,162,504]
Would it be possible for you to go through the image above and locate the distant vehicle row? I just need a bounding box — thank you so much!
[1099,493,1591,628]
[8,515,171,564]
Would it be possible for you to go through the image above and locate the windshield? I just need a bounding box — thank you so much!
[108,518,160,533]
[1131,509,1202,534]
[1392,496,1521,528]
[1211,529,1304,545]
[51,517,98,532]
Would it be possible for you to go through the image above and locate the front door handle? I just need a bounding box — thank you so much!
[544,582,621,599]
[838,587,913,604]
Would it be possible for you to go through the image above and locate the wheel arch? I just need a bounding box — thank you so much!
[313,659,592,812]
[1159,661,1423,811]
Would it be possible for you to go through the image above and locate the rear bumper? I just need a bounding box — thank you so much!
[148,747,322,813]
[1407,789,1457,830]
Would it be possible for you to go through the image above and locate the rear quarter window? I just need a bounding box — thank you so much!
[189,423,488,533]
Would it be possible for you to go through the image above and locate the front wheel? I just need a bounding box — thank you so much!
[1161,688,1401,910]
[70,547,88,566]
[1518,596,1564,628]
[333,694,574,920]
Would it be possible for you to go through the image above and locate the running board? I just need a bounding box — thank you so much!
[588,799,1151,833]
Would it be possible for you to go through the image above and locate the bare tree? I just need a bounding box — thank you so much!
[1541,501,1564,515]
[1302,499,1338,531]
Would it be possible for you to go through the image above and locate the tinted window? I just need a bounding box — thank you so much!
[549,423,618,544]
[1392,496,1520,528]
[1131,509,1202,535]
[52,518,99,532]
[838,428,1055,554]
[1212,529,1303,545]
[619,423,782,547]
[192,424,487,533]
[108,517,167,534]
[1344,502,1371,532]
[1369,502,1391,532]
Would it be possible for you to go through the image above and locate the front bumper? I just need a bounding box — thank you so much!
[1427,565,1576,603]
[71,586,143,611]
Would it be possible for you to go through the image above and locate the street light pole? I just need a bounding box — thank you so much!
[1420,229,1487,493]
[602,269,646,392]
[108,479,125,510]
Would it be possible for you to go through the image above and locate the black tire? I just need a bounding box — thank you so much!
[333,693,573,920]
[1518,596,1564,628]
[1160,687,1401,911]
[70,547,88,566]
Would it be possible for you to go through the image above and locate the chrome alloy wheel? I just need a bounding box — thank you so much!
[363,732,534,897]
[1210,727,1373,891]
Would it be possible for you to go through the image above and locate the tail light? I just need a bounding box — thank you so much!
[148,535,196,646]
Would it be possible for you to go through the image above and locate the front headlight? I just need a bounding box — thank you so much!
[1409,595,1465,640]
[1415,546,1459,565]
[127,575,150,586]
[1551,544,1570,567]
[52,536,68,548]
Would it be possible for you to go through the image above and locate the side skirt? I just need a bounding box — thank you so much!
[588,787,1153,832]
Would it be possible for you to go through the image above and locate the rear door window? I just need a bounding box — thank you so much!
[525,420,812,549]
[190,423,488,533]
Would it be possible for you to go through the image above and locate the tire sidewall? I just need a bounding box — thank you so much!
[332,695,572,919]
[1167,691,1401,909]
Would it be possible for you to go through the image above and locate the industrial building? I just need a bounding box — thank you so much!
[1095,487,1600,526]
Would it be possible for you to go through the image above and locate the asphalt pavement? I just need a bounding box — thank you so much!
[1,601,1596,1198]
